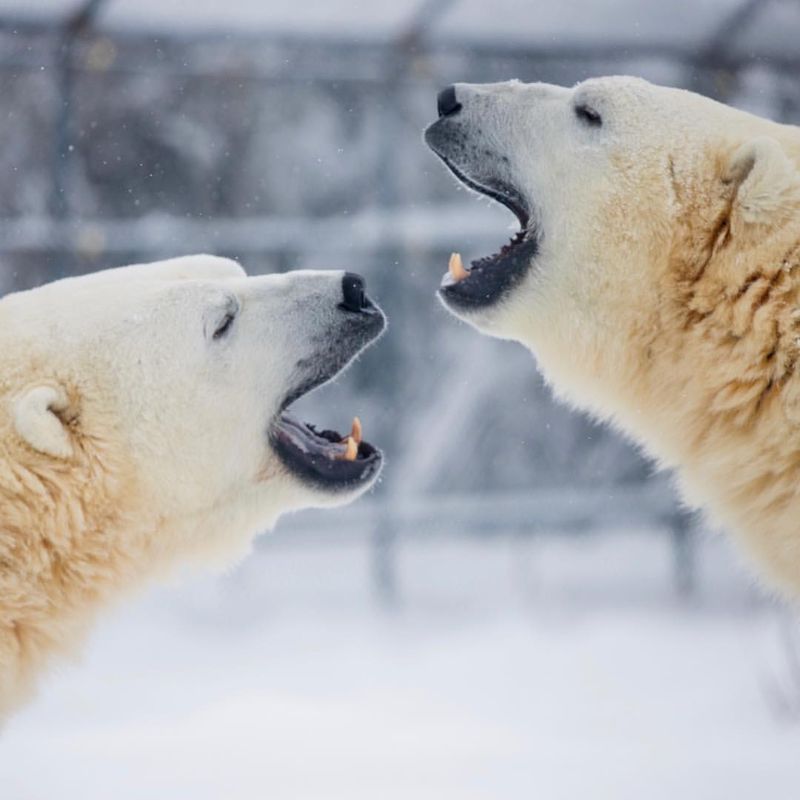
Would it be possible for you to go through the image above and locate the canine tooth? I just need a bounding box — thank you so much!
[449,252,468,283]
[352,416,362,444]
[343,436,358,461]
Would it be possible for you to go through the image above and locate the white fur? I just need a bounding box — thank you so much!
[0,255,380,714]
[434,76,800,593]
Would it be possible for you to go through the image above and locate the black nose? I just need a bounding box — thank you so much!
[437,85,461,118]
[340,272,368,313]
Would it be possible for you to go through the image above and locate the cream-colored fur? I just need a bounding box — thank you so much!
[0,256,380,716]
[431,77,800,595]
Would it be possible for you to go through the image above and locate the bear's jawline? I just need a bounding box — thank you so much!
[270,412,382,491]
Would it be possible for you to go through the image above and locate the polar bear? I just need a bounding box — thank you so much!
[426,76,800,594]
[0,255,384,716]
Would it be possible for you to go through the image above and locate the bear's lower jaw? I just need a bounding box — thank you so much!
[270,412,382,493]
[439,236,539,312]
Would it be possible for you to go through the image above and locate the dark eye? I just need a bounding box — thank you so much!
[575,103,602,127]
[213,311,235,340]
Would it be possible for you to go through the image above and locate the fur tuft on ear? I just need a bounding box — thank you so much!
[12,385,74,459]
[725,137,800,227]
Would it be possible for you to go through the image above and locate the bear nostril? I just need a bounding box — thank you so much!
[437,85,462,118]
[340,272,367,313]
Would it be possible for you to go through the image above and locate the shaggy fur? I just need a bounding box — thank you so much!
[0,256,381,717]
[428,77,800,594]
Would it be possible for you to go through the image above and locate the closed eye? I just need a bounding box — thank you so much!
[213,311,236,340]
[574,102,602,127]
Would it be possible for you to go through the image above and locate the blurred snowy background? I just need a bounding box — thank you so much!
[3,1,800,798]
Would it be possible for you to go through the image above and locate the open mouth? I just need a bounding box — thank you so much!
[434,156,539,311]
[269,283,384,493]
[271,410,382,492]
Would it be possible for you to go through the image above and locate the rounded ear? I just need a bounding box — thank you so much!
[12,385,74,459]
[724,137,800,227]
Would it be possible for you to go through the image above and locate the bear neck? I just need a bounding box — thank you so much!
[636,224,800,591]
[0,434,150,714]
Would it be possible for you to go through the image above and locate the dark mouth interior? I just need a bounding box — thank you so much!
[438,156,538,309]
[271,410,381,491]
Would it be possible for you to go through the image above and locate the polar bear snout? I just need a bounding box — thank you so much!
[425,82,535,214]
[425,82,541,317]
[295,273,384,387]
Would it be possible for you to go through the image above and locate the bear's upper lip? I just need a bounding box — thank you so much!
[437,154,530,231]
[427,150,539,311]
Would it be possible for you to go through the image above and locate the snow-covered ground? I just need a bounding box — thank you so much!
[2,528,800,800]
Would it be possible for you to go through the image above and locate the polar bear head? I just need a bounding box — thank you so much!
[0,255,386,712]
[1,256,385,575]
[426,76,800,592]
[425,76,800,421]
